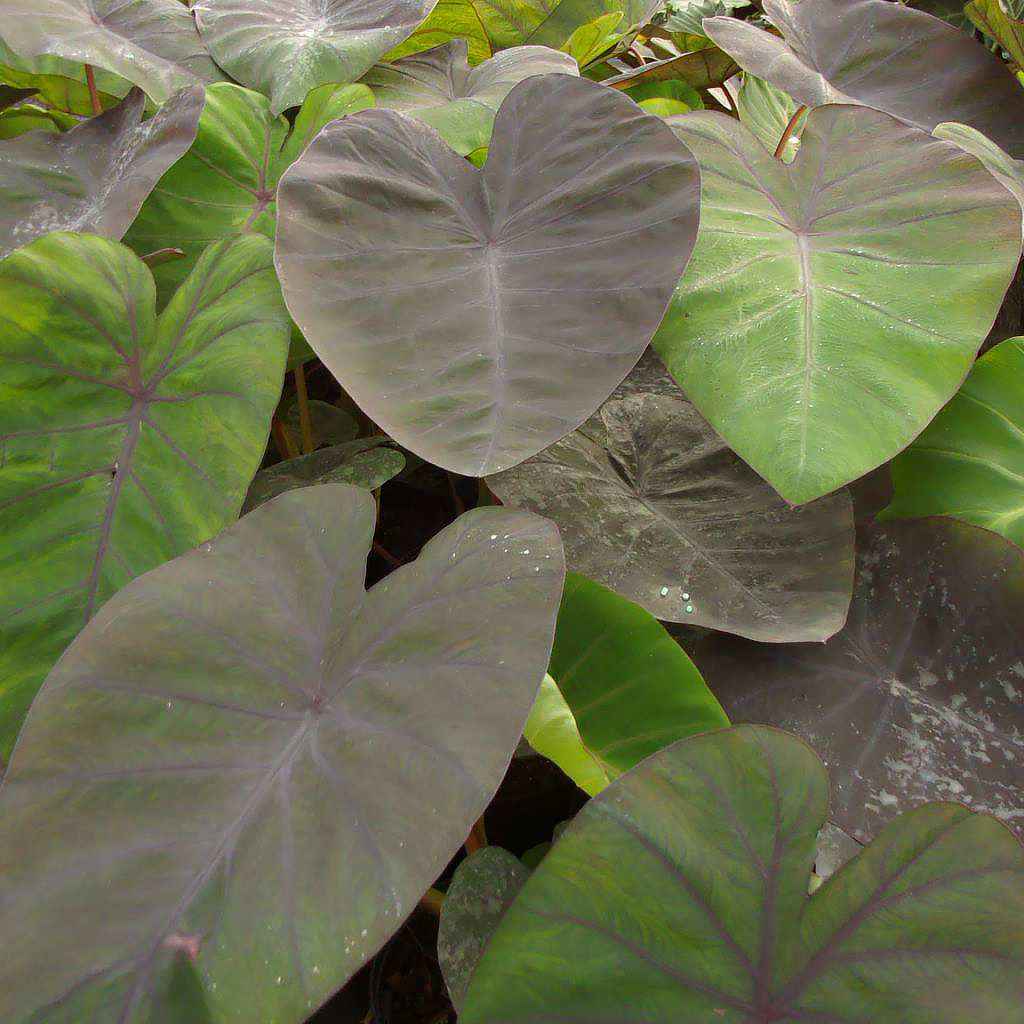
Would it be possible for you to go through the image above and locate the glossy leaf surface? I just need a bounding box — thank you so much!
[0,0,223,102]
[193,0,437,114]
[461,726,1024,1023]
[696,519,1024,841]
[489,394,855,640]
[438,847,529,1012]
[0,485,565,1022]
[362,41,576,155]
[125,81,373,303]
[655,106,1020,504]
[526,574,727,794]
[705,0,1024,156]
[243,439,406,512]
[0,233,289,759]
[884,338,1024,547]
[0,86,202,260]
[276,75,701,476]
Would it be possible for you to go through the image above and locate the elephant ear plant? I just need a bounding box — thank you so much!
[0,0,1023,1021]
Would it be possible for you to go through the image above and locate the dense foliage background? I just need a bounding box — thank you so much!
[0,0,1023,1021]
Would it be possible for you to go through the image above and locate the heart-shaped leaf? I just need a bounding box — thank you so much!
[883,338,1024,548]
[460,726,1024,1023]
[705,0,1024,157]
[0,232,290,759]
[0,0,224,103]
[242,438,406,512]
[0,86,203,260]
[489,393,855,640]
[525,574,728,795]
[276,74,701,476]
[438,847,530,1012]
[193,0,437,114]
[361,40,577,155]
[470,0,659,49]
[0,484,565,1022]
[124,81,374,304]
[695,518,1024,841]
[654,106,1021,504]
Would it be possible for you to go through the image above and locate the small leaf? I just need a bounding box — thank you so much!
[560,12,623,66]
[624,79,703,117]
[884,338,1024,547]
[604,46,739,91]
[461,726,1024,1024]
[736,73,805,161]
[0,86,203,259]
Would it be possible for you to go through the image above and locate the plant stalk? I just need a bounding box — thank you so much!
[774,104,808,159]
[84,64,101,117]
[293,364,315,455]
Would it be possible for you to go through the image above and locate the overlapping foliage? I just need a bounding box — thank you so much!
[0,1,1022,1021]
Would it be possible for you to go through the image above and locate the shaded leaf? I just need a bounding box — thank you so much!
[0,485,565,1021]
[660,0,746,36]
[243,438,406,512]
[282,398,359,449]
[966,0,1024,66]
[124,81,373,304]
[193,0,436,114]
[736,72,804,161]
[0,0,224,103]
[0,86,203,260]
[461,726,1024,1024]
[438,847,529,1012]
[705,0,1024,156]
[526,574,728,794]
[0,232,290,760]
[362,40,576,155]
[696,519,1024,841]
[276,74,700,476]
[604,45,739,90]
[884,338,1024,547]
[624,78,703,116]
[488,393,855,641]
[654,106,1021,504]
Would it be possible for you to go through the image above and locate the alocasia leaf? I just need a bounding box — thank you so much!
[604,45,739,91]
[362,40,577,155]
[470,0,660,49]
[704,0,1024,157]
[0,484,565,1022]
[460,726,1024,1023]
[0,232,290,760]
[0,86,203,260]
[275,74,700,476]
[438,847,530,1012]
[695,519,1024,841]
[654,105,1021,505]
[488,393,855,641]
[883,338,1024,547]
[384,0,492,64]
[124,81,373,304]
[242,438,406,512]
[525,574,728,795]
[933,120,1024,209]
[0,0,224,103]
[193,0,438,114]
[660,0,746,36]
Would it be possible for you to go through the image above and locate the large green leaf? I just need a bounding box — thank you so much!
[0,0,224,103]
[275,74,700,476]
[696,519,1024,841]
[883,338,1024,547]
[705,0,1024,157]
[124,81,373,304]
[0,86,203,260]
[383,0,492,64]
[525,574,728,795]
[461,726,1024,1023]
[489,393,855,640]
[470,0,660,49]
[193,0,437,114]
[0,484,564,1022]
[0,232,290,760]
[654,105,1020,504]
[361,41,577,156]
